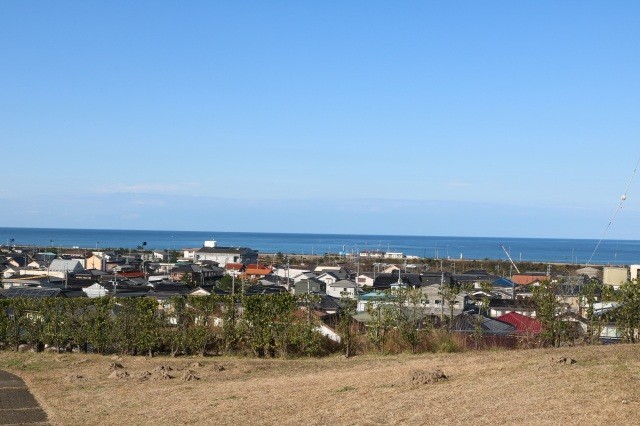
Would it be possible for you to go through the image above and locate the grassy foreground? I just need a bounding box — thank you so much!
[1,344,639,425]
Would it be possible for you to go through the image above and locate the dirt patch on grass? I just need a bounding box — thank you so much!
[2,345,640,425]
[409,368,447,386]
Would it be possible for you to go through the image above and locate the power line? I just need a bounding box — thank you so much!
[587,157,640,266]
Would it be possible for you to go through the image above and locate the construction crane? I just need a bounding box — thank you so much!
[500,244,520,274]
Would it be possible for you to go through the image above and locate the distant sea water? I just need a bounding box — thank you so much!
[0,227,639,266]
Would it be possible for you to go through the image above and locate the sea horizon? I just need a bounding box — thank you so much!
[0,225,632,242]
[1,226,639,266]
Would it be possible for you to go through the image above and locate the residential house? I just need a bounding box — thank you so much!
[382,264,400,274]
[359,250,384,259]
[420,271,454,286]
[326,279,357,299]
[82,281,151,298]
[1,287,68,299]
[355,273,374,288]
[488,298,537,318]
[245,285,287,295]
[420,284,467,317]
[603,266,628,289]
[48,259,84,278]
[147,282,191,295]
[452,270,499,289]
[86,253,108,271]
[27,260,49,270]
[152,250,170,262]
[356,291,390,312]
[293,278,325,295]
[195,244,258,266]
[292,271,316,283]
[2,275,65,289]
[171,264,224,284]
[496,312,541,334]
[33,252,57,262]
[1,264,20,279]
[242,263,273,280]
[314,266,349,279]
[82,283,110,298]
[313,295,342,315]
[274,267,312,281]
[225,263,245,276]
[182,248,200,261]
[373,272,421,289]
[511,273,548,286]
[630,265,640,281]
[189,285,229,297]
[385,252,405,259]
[450,313,516,336]
[6,254,29,268]
[450,313,518,348]
[316,272,340,286]
[73,269,109,281]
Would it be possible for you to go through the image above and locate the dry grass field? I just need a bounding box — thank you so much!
[1,344,639,425]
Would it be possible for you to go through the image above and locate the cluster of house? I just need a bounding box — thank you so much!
[1,240,638,344]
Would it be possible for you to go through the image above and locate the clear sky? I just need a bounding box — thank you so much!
[1,1,639,239]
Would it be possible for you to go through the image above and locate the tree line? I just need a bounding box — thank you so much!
[0,294,330,357]
[1,279,639,358]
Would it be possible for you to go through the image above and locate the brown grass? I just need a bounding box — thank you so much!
[2,344,640,425]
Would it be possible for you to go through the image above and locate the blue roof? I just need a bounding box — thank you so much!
[492,278,515,288]
[359,291,389,301]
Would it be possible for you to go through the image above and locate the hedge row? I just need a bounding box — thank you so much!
[0,294,330,357]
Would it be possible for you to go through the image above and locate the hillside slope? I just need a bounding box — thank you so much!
[2,344,639,425]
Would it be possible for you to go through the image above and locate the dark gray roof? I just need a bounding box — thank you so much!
[190,285,229,295]
[453,273,500,283]
[420,272,454,286]
[113,292,153,298]
[313,295,341,311]
[245,285,287,295]
[151,283,191,294]
[463,269,492,276]
[197,247,256,254]
[451,313,516,335]
[2,287,64,298]
[373,273,422,289]
[489,298,537,310]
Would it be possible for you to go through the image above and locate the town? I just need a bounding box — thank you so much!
[1,238,638,356]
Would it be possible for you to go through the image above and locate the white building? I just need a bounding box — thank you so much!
[48,259,84,278]
[195,244,258,266]
[83,283,109,298]
[326,279,357,299]
[603,266,629,289]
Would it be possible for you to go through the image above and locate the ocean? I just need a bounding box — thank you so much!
[0,227,638,266]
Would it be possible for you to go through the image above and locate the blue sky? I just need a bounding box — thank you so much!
[1,1,639,238]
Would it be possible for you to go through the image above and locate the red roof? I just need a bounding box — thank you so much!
[511,274,546,285]
[225,263,244,271]
[245,267,272,276]
[497,312,541,333]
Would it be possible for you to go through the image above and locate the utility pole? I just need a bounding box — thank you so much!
[440,259,444,324]
[231,273,235,296]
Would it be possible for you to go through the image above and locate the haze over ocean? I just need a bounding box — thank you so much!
[1,227,638,266]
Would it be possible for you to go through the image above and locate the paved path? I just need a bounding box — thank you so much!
[0,370,48,425]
